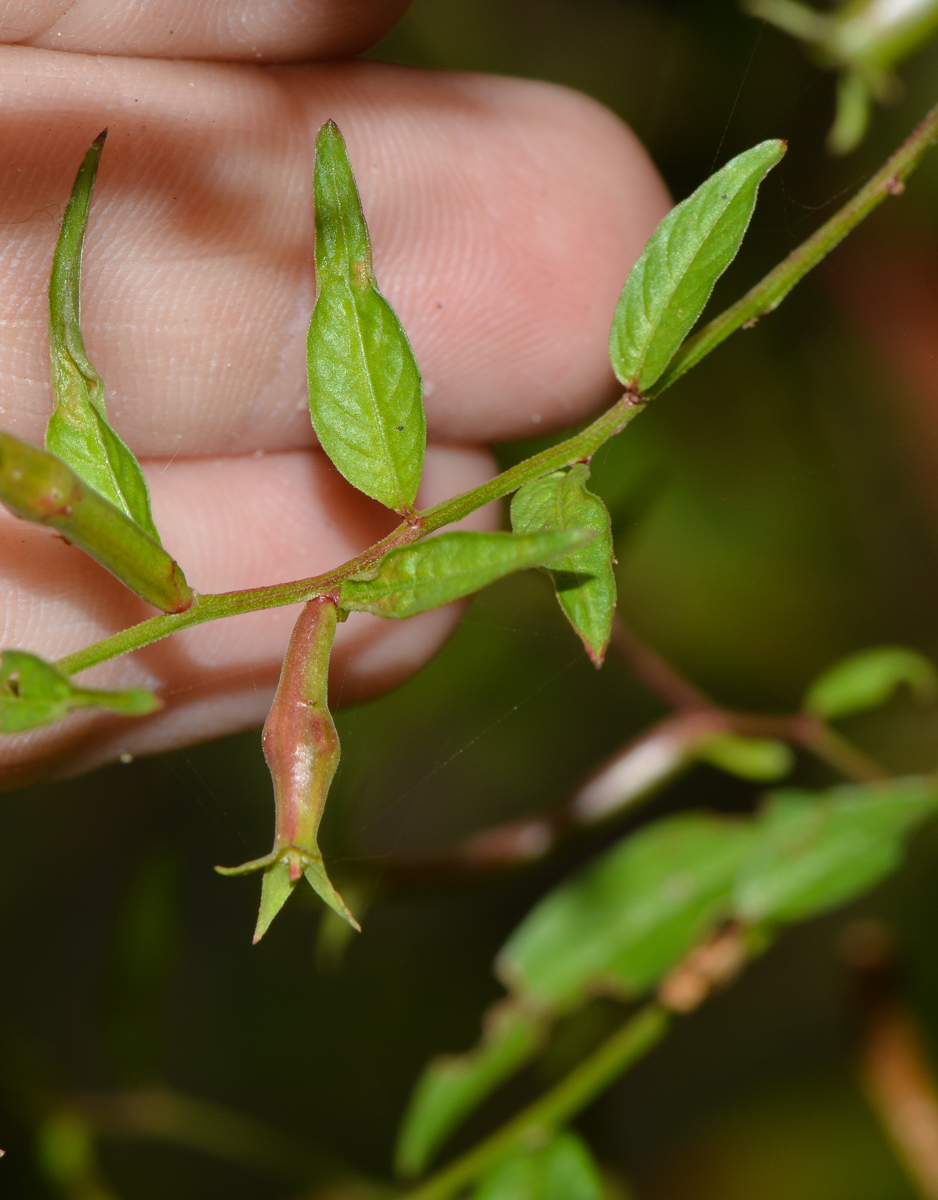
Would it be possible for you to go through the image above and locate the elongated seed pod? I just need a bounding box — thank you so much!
[262,596,341,869]
[0,431,192,613]
[217,597,356,941]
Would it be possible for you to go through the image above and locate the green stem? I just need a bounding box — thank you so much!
[56,396,644,677]
[651,97,938,394]
[798,719,890,783]
[53,98,938,680]
[402,1005,668,1200]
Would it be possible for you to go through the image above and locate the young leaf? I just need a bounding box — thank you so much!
[472,1132,604,1200]
[736,776,938,925]
[609,140,786,392]
[0,432,193,613]
[307,121,426,513]
[695,733,794,782]
[0,649,158,733]
[46,132,162,542]
[497,814,754,1011]
[216,599,359,941]
[510,466,616,665]
[339,530,593,620]
[396,1002,546,1178]
[804,645,938,721]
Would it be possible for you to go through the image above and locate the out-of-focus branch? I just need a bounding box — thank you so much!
[610,616,710,712]
[845,922,938,1200]
[71,1087,345,1187]
[380,619,887,883]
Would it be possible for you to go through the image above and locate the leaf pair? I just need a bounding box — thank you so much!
[398,775,938,1173]
[0,133,192,616]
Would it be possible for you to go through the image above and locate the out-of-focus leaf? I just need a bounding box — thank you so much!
[340,530,592,620]
[804,645,938,721]
[472,1132,604,1200]
[46,131,161,542]
[0,431,192,612]
[609,140,785,392]
[396,1002,546,1178]
[510,466,616,665]
[497,814,754,1011]
[736,777,938,924]
[0,649,159,733]
[307,121,425,513]
[695,733,794,782]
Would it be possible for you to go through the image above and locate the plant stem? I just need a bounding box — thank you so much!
[652,97,938,394]
[53,99,938,680]
[56,397,645,677]
[402,1005,668,1200]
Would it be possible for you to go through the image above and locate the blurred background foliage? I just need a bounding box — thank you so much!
[6,1,938,1196]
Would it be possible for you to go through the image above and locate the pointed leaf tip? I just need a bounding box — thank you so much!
[47,133,165,544]
[304,857,361,932]
[252,858,296,943]
[511,466,616,663]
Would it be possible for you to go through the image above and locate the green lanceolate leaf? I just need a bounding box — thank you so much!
[736,776,938,925]
[472,1132,604,1200]
[609,140,786,392]
[396,1002,547,1178]
[0,649,158,733]
[307,121,426,513]
[804,645,938,721]
[216,599,359,942]
[695,733,794,782]
[0,432,192,612]
[510,466,616,665]
[340,530,593,620]
[46,132,161,542]
[497,814,755,1011]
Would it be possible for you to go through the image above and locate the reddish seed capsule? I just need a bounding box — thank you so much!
[217,596,358,941]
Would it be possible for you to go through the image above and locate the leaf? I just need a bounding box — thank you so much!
[0,649,159,733]
[804,645,938,721]
[0,431,193,613]
[510,466,616,665]
[307,121,426,513]
[340,530,593,620]
[472,1133,604,1200]
[736,777,938,925]
[46,131,162,542]
[695,733,794,782]
[396,1002,546,1178]
[609,140,786,392]
[497,814,755,1011]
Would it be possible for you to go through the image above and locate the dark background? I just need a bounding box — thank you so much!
[6,2,938,1196]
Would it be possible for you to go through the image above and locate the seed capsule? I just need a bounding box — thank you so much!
[216,597,358,941]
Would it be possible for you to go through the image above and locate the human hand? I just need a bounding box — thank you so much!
[0,1,669,784]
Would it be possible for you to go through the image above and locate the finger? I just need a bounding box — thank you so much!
[0,50,669,452]
[2,0,410,62]
[0,442,497,787]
